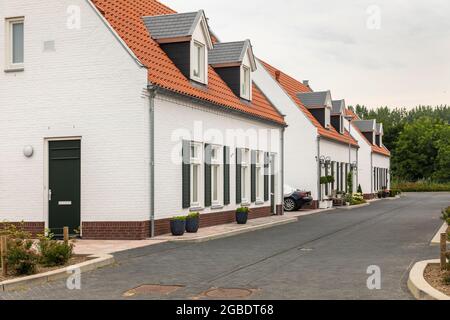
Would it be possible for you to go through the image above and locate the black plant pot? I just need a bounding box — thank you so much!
[186,217,199,233]
[170,220,186,236]
[236,211,249,225]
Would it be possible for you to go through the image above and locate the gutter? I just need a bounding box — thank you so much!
[370,152,373,194]
[280,127,285,215]
[316,136,321,202]
[147,85,157,237]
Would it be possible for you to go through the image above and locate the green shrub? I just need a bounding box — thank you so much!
[320,176,328,185]
[187,212,200,219]
[326,176,335,184]
[444,272,450,285]
[7,239,38,276]
[441,207,450,224]
[392,180,450,192]
[0,222,32,240]
[236,207,249,213]
[38,238,74,267]
[347,173,353,193]
[389,189,402,197]
[171,216,187,221]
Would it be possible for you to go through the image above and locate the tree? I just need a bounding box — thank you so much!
[394,117,446,181]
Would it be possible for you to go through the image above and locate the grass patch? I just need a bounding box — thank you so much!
[392,180,450,192]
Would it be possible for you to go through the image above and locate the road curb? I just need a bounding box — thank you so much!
[0,254,114,292]
[431,223,449,245]
[162,217,298,243]
[407,259,450,300]
[336,203,371,210]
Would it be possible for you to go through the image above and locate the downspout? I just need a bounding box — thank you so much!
[280,127,285,215]
[370,152,373,195]
[356,148,359,192]
[316,136,321,203]
[147,85,157,237]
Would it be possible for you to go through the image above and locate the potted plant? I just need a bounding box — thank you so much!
[170,216,186,236]
[186,212,200,233]
[236,207,249,224]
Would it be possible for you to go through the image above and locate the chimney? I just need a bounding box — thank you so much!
[275,70,281,82]
[303,80,310,87]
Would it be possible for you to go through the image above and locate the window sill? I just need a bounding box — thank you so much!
[255,200,265,205]
[241,202,251,207]
[211,205,224,210]
[4,67,24,73]
[189,207,204,212]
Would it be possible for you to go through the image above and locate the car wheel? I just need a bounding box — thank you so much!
[284,197,297,212]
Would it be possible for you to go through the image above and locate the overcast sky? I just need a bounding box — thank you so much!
[164,0,450,109]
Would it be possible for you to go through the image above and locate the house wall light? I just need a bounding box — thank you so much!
[23,145,34,158]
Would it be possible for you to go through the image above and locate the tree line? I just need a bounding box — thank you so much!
[348,105,450,183]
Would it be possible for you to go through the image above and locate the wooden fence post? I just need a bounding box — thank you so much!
[1,236,7,277]
[441,233,448,270]
[63,227,69,244]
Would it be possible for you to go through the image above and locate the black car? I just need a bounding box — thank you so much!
[284,186,313,212]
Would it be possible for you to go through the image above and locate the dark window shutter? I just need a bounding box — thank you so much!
[331,161,335,190]
[345,163,349,192]
[264,152,269,202]
[204,144,212,207]
[251,150,257,203]
[182,140,191,208]
[340,163,344,192]
[223,146,230,205]
[325,163,329,195]
[236,148,242,204]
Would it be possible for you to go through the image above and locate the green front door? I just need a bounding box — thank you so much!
[49,140,81,236]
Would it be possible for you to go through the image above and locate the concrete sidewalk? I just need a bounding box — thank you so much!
[154,214,298,243]
[73,239,167,255]
[73,208,332,253]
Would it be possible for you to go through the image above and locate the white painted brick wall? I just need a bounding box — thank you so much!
[0,0,149,224]
[153,94,283,220]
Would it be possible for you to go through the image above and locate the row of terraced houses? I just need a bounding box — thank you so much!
[0,0,390,239]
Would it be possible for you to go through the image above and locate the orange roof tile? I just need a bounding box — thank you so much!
[260,60,359,147]
[91,0,285,125]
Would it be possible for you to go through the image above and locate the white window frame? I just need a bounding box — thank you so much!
[241,65,251,100]
[241,149,250,204]
[190,142,203,208]
[192,41,206,83]
[255,151,264,202]
[5,17,25,71]
[210,145,223,207]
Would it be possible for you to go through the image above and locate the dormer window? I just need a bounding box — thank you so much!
[144,10,213,85]
[297,91,333,129]
[192,41,206,82]
[209,40,257,101]
[331,100,346,134]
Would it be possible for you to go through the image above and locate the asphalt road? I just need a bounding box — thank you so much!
[1,192,449,300]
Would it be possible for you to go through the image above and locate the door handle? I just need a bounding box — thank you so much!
[49,189,52,201]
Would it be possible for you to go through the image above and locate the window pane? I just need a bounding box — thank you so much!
[192,165,198,203]
[256,168,261,198]
[193,43,203,78]
[212,166,218,201]
[12,22,24,64]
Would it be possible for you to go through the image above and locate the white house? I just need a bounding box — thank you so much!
[253,60,359,207]
[350,115,391,197]
[0,0,285,239]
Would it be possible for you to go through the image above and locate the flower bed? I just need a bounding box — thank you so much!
[424,263,450,296]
